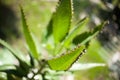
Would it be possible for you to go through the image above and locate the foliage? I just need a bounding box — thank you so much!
[0,0,106,80]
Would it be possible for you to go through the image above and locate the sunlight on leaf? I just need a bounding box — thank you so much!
[0,65,16,71]
[20,6,39,60]
[54,18,88,54]
[53,0,72,44]
[63,17,89,47]
[0,39,23,61]
[70,63,106,71]
[47,45,86,70]
[0,39,30,75]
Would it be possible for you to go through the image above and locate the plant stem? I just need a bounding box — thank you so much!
[29,60,46,80]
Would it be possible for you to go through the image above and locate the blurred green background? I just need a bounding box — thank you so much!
[0,0,120,80]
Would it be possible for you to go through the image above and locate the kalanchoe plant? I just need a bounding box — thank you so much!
[0,0,106,80]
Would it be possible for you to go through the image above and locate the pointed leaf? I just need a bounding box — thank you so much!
[0,39,23,62]
[20,6,39,60]
[53,0,72,43]
[63,17,89,47]
[47,45,86,70]
[70,63,106,71]
[73,22,107,45]
[53,18,88,54]
[0,39,30,74]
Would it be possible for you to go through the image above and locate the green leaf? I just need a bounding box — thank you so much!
[29,52,35,67]
[7,74,16,80]
[47,45,86,70]
[1,69,26,77]
[63,17,89,47]
[73,22,107,45]
[0,39,30,75]
[20,6,39,60]
[45,18,53,39]
[70,63,106,71]
[0,65,16,70]
[53,0,72,43]
[0,39,23,62]
[0,65,28,77]
[73,32,91,45]
[0,65,30,77]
